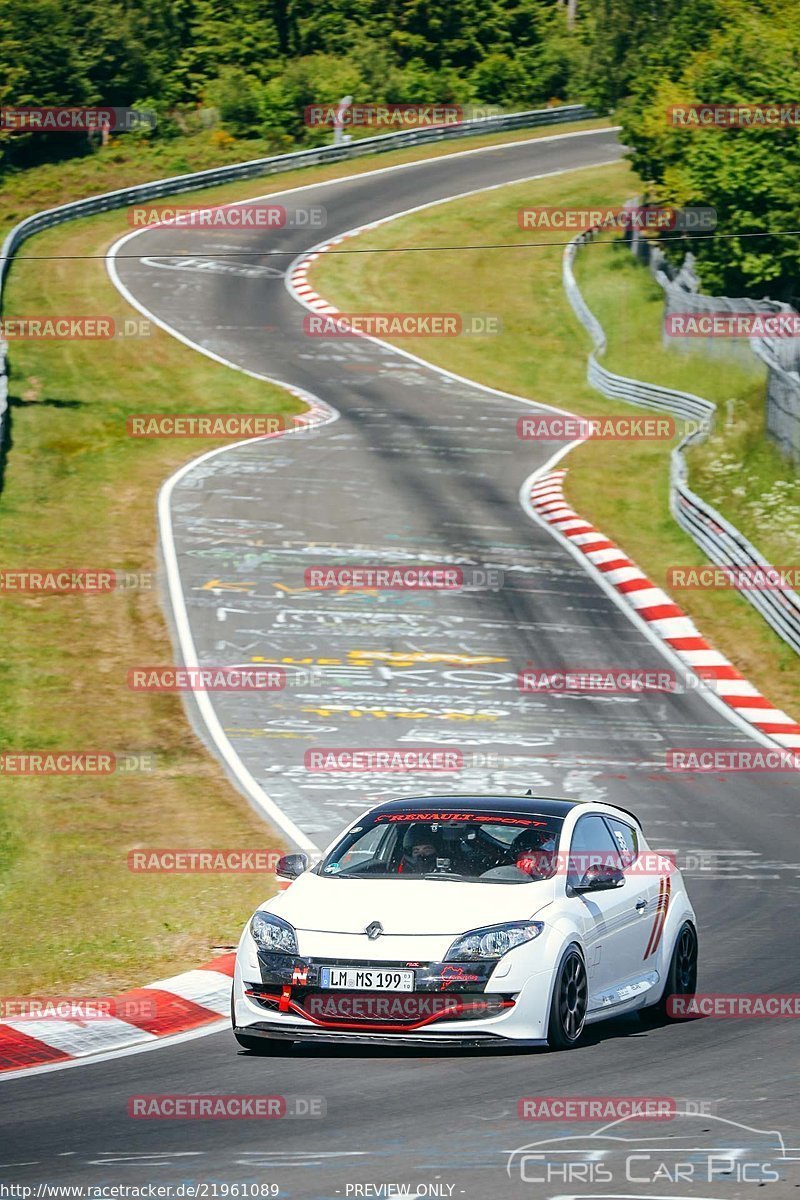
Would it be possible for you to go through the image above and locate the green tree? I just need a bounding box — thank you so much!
[621,0,800,301]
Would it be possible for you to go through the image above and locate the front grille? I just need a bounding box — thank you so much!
[256,952,495,993]
[245,985,515,1027]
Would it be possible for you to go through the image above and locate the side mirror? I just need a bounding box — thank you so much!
[573,864,625,893]
[276,852,309,880]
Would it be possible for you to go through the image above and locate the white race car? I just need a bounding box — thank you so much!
[232,795,698,1051]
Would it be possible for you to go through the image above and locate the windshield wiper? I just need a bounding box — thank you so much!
[322,870,477,881]
[419,872,475,882]
[326,871,383,878]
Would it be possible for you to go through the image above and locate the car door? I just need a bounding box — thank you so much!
[604,814,668,979]
[566,814,647,1005]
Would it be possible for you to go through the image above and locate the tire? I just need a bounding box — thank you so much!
[640,921,698,1026]
[547,948,588,1050]
[231,995,294,1054]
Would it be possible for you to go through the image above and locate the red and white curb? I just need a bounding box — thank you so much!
[530,470,800,750]
[288,232,359,314]
[0,953,234,1073]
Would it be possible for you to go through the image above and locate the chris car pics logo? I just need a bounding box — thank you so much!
[507,1111,788,1187]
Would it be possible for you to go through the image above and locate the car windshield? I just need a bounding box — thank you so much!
[316,809,564,883]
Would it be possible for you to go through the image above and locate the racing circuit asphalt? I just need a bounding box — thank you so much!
[1,128,799,1198]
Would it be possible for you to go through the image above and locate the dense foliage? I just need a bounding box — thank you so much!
[575,0,798,300]
[0,0,583,157]
[617,0,800,302]
[1,0,798,298]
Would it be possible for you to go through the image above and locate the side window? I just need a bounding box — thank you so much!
[604,817,639,870]
[567,814,622,889]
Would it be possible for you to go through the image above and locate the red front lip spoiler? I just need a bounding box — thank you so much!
[245,989,515,1032]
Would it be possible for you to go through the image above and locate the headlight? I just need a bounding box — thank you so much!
[249,911,298,954]
[444,921,544,961]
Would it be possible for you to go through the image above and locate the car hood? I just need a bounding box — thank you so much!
[264,871,555,936]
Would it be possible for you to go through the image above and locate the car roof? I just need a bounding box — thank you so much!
[367,794,642,827]
[369,794,582,818]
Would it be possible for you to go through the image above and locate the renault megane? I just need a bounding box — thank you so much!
[232,795,698,1052]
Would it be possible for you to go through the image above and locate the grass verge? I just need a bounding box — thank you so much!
[310,161,800,718]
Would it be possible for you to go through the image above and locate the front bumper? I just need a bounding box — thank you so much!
[233,946,555,1044]
[234,1019,545,1049]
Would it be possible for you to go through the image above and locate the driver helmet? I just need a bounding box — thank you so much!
[401,824,440,871]
[511,826,556,877]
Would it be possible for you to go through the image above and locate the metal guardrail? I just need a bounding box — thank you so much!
[753,336,800,461]
[0,102,593,461]
[564,226,800,656]
[638,243,800,461]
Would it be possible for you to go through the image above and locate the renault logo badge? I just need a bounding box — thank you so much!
[366,921,383,940]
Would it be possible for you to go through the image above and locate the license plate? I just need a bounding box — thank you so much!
[320,967,415,991]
